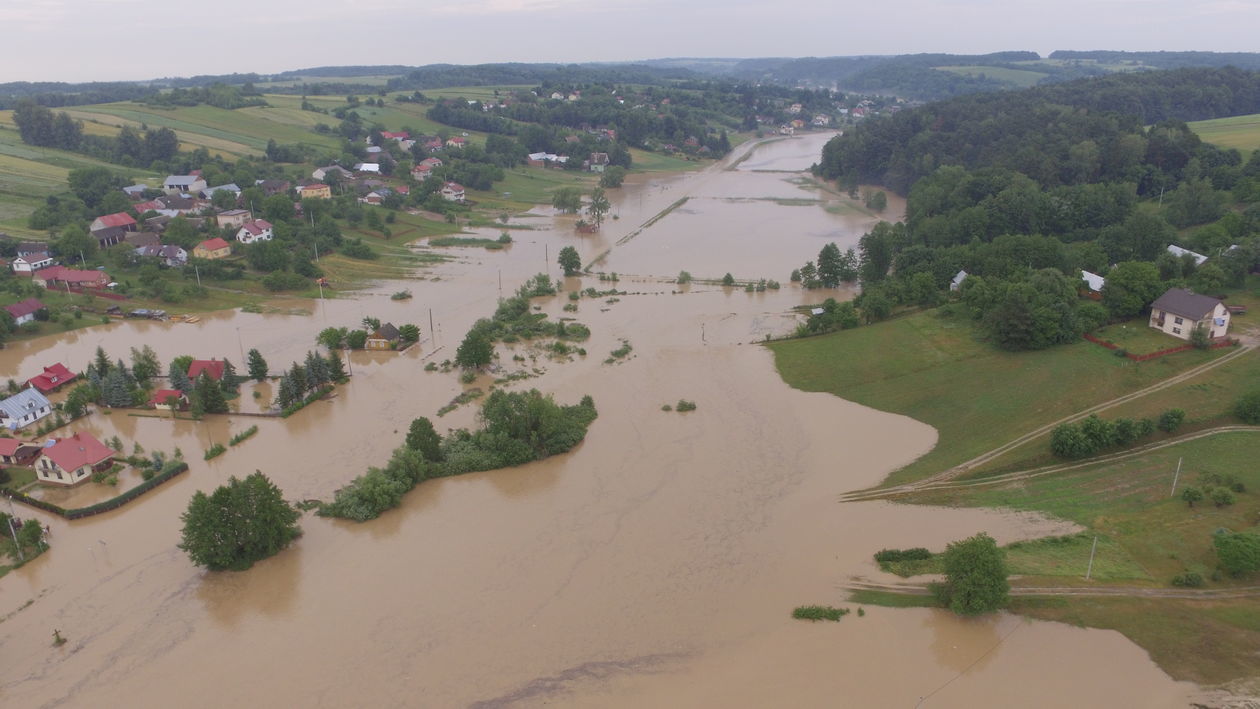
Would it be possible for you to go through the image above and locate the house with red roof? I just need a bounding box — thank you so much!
[188,359,226,381]
[0,438,42,466]
[3,297,46,325]
[89,212,137,234]
[27,363,77,393]
[380,131,410,141]
[32,266,110,289]
[148,389,189,411]
[445,137,467,149]
[193,237,231,260]
[35,432,116,486]
[441,182,466,203]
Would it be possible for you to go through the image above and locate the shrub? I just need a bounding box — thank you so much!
[204,443,227,460]
[792,605,849,622]
[874,548,933,563]
[1234,390,1260,425]
[1158,408,1186,433]
[1213,531,1260,576]
[675,400,697,412]
[1210,488,1236,507]
[1171,572,1204,587]
[721,273,735,286]
[938,533,1008,616]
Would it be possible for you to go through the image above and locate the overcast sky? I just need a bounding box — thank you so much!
[4,0,1260,83]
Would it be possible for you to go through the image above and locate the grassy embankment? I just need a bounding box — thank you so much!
[767,307,1230,486]
[1189,112,1260,153]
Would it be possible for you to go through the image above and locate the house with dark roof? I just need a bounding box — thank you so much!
[163,175,207,195]
[201,183,242,200]
[122,184,150,199]
[1148,288,1230,341]
[135,244,188,267]
[36,432,116,486]
[12,253,53,273]
[125,231,162,249]
[28,363,76,393]
[365,323,401,350]
[4,297,46,325]
[0,388,52,430]
[235,220,274,245]
[256,179,292,196]
[91,225,129,249]
[188,359,226,381]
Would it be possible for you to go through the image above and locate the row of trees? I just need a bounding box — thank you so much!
[272,350,347,410]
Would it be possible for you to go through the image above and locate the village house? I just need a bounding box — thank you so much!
[256,178,292,196]
[1081,270,1106,296]
[36,432,116,486]
[0,388,53,431]
[0,438,42,466]
[122,184,150,199]
[201,183,241,200]
[236,220,274,244]
[216,209,252,229]
[12,253,53,273]
[312,165,353,182]
[445,137,467,149]
[15,242,46,258]
[299,183,332,200]
[28,363,76,393]
[89,212,137,234]
[125,231,162,249]
[135,244,189,267]
[91,226,129,249]
[193,237,231,260]
[4,297,46,325]
[1166,244,1209,266]
[32,266,110,289]
[148,389,189,411]
[440,182,466,203]
[1148,288,1231,340]
[589,152,610,172]
[365,323,401,350]
[949,270,969,291]
[188,358,226,381]
[162,175,208,196]
[132,199,165,214]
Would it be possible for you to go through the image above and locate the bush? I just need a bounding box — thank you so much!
[203,443,226,460]
[1171,572,1204,587]
[874,547,933,563]
[937,533,1008,616]
[1158,408,1186,433]
[1213,531,1260,576]
[1234,390,1260,424]
[1210,488,1236,507]
[792,605,849,622]
[675,399,697,412]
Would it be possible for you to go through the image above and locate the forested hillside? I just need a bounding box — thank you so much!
[813,67,1260,352]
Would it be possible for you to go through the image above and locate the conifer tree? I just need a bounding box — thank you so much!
[246,348,268,381]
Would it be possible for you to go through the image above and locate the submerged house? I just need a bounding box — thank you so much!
[36,432,116,486]
[0,388,53,430]
[365,323,401,350]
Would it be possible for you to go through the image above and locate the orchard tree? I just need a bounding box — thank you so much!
[936,533,1009,616]
[558,246,582,276]
[1180,486,1203,508]
[178,472,301,571]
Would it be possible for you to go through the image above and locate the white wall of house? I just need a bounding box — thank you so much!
[1148,303,1231,340]
[36,458,91,486]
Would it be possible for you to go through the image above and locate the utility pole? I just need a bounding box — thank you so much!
[194,262,201,287]
[1170,457,1183,497]
[1084,535,1098,580]
[235,327,246,367]
[428,308,434,343]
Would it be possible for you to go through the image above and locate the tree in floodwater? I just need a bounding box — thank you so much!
[178,472,301,571]
[558,246,581,276]
[933,532,1009,616]
[247,348,269,381]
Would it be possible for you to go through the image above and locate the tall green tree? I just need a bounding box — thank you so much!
[816,242,844,288]
[178,472,301,571]
[937,533,1009,616]
[1102,261,1163,318]
[194,372,228,414]
[558,246,581,276]
[247,348,268,381]
[455,328,494,369]
[587,187,610,227]
[406,417,444,462]
[552,187,582,214]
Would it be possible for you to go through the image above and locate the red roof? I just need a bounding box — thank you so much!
[444,182,465,191]
[94,212,137,229]
[133,200,163,212]
[239,220,272,236]
[148,389,187,406]
[35,266,108,286]
[4,298,45,319]
[381,131,409,140]
[28,363,77,392]
[197,237,230,252]
[0,438,27,457]
[188,359,225,381]
[43,432,115,472]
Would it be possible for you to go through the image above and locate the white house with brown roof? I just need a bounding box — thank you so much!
[440,182,466,203]
[235,220,274,245]
[1148,288,1230,341]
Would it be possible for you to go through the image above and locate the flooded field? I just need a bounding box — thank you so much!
[0,134,1198,707]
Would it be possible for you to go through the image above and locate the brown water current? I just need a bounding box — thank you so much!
[0,134,1198,707]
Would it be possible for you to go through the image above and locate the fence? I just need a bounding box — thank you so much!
[1083,333,1239,361]
[1,462,189,520]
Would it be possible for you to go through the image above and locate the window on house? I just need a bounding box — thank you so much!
[1173,327,1182,335]
[55,470,62,479]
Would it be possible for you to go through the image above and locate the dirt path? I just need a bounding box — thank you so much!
[839,343,1256,502]
[843,579,1260,600]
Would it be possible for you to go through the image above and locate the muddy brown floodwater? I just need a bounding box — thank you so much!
[0,134,1198,708]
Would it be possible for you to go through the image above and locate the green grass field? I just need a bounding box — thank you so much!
[767,308,1224,485]
[934,65,1049,88]
[1189,112,1260,152]
[892,432,1260,686]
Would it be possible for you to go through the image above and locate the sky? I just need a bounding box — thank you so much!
[4,0,1260,83]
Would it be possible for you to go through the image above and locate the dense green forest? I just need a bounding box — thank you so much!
[813,67,1260,351]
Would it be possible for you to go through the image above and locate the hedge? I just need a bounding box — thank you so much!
[281,385,334,418]
[0,462,189,519]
